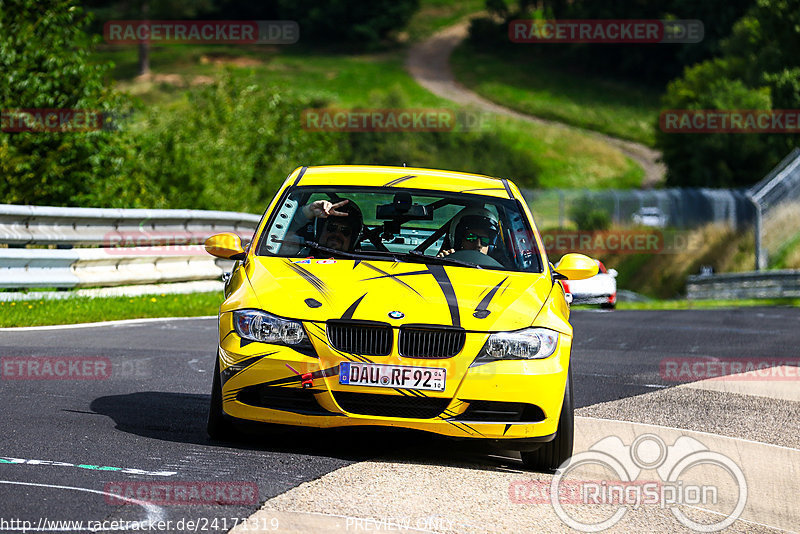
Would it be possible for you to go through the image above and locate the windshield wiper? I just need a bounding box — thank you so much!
[405,250,481,269]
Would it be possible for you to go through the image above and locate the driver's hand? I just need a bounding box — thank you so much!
[436,249,455,258]
[303,199,349,219]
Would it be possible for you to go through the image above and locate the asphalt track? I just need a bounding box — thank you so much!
[0,307,797,533]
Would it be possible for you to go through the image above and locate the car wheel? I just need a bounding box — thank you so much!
[520,367,574,472]
[207,356,236,440]
[600,302,616,310]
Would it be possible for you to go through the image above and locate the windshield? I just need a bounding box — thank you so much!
[256,186,543,273]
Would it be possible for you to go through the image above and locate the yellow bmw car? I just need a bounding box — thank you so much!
[204,165,597,471]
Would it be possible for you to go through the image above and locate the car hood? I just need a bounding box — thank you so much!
[244,257,553,332]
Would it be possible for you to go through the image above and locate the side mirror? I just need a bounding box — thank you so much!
[554,253,599,280]
[205,233,246,260]
[608,268,618,278]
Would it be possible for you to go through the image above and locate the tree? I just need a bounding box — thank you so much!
[0,0,148,206]
[656,0,800,187]
[275,0,420,47]
[473,0,754,85]
[83,0,217,75]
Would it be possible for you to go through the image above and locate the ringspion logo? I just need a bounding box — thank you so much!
[542,434,747,532]
[510,19,703,43]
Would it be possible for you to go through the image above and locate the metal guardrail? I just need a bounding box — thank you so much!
[687,270,800,300]
[0,204,260,289]
[0,204,262,246]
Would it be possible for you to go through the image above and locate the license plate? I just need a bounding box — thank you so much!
[339,362,446,392]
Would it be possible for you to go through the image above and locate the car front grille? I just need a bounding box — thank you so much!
[327,321,392,356]
[236,384,333,415]
[399,326,465,358]
[455,400,546,423]
[332,391,450,419]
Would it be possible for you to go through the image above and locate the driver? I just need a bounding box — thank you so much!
[438,207,500,258]
[298,199,363,252]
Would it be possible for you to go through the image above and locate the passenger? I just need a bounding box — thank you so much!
[298,199,363,252]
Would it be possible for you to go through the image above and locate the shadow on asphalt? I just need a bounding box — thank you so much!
[90,392,526,472]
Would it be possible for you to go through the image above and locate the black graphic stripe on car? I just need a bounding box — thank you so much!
[383,175,416,187]
[444,420,476,436]
[427,264,460,327]
[284,260,330,299]
[500,178,514,198]
[341,294,367,320]
[458,187,506,194]
[220,352,278,385]
[260,365,341,387]
[473,276,508,319]
[359,263,424,297]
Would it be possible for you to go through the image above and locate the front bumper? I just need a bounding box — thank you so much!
[217,312,572,443]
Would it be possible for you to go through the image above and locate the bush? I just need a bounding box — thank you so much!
[0,0,137,206]
[569,197,611,230]
[468,0,754,86]
[127,75,346,212]
[123,78,540,211]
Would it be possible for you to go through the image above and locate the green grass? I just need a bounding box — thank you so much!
[94,44,643,190]
[4,290,794,328]
[0,292,221,327]
[451,42,661,147]
[615,298,800,310]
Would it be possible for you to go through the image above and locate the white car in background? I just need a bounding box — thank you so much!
[561,260,617,309]
[632,207,668,228]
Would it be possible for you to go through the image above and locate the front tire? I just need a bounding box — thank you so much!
[207,356,236,440]
[520,367,574,472]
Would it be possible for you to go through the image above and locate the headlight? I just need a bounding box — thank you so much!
[233,309,310,346]
[474,327,559,363]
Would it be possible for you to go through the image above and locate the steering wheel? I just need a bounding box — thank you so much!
[445,249,503,268]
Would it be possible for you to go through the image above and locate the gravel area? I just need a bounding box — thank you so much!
[243,459,780,533]
[577,387,800,450]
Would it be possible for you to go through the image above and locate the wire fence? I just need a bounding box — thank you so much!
[520,187,754,230]
[522,147,800,271]
[748,148,800,270]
